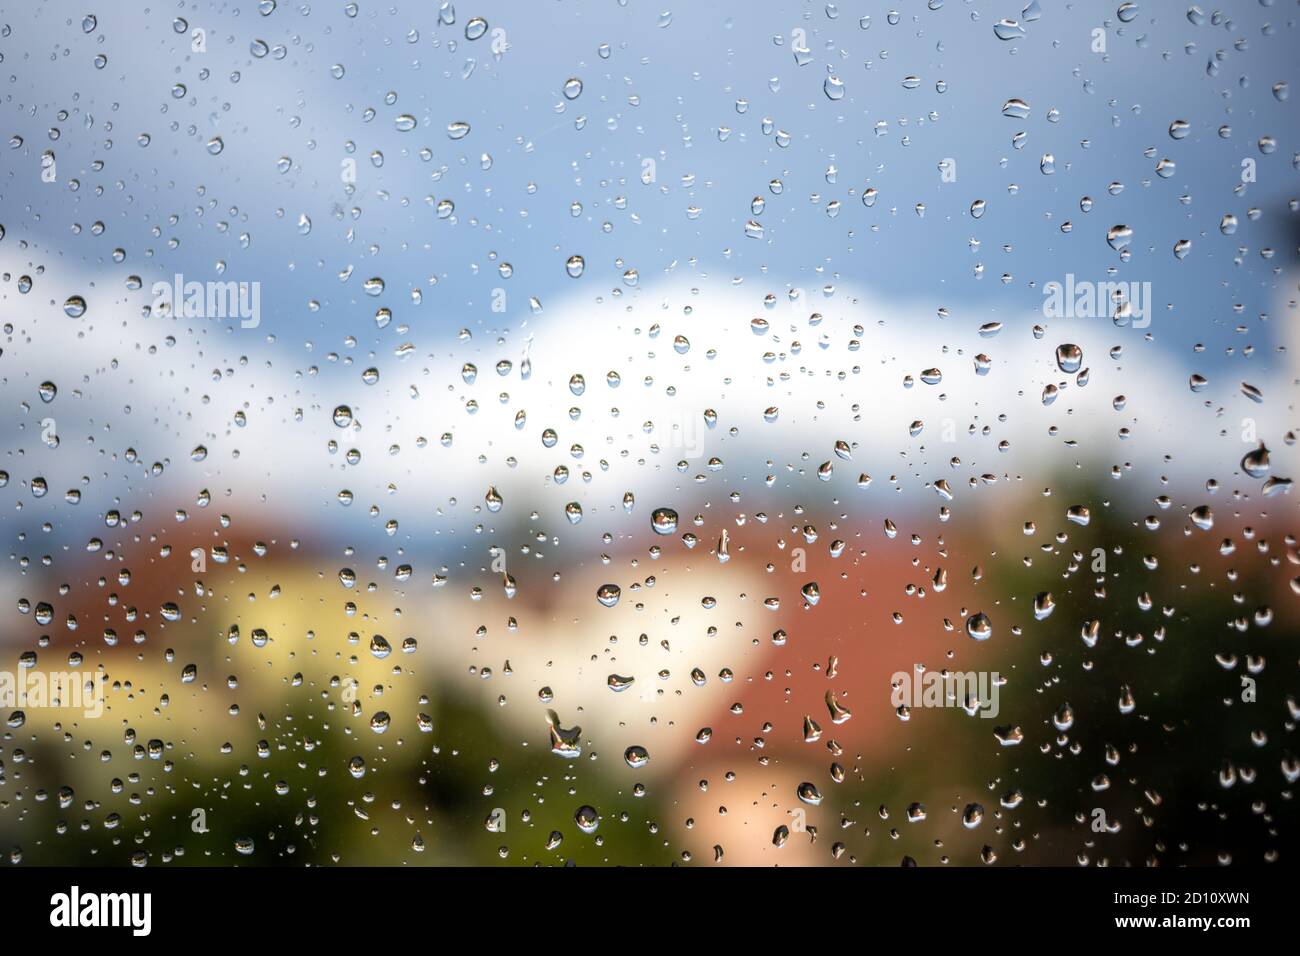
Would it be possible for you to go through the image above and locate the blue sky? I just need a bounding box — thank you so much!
[4,1,1294,359]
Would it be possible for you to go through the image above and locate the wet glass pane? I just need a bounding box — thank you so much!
[0,1,1296,871]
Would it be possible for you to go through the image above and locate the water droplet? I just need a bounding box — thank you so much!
[1242,444,1270,479]
[993,19,1025,40]
[966,612,993,641]
[1055,343,1083,373]
[651,507,678,535]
